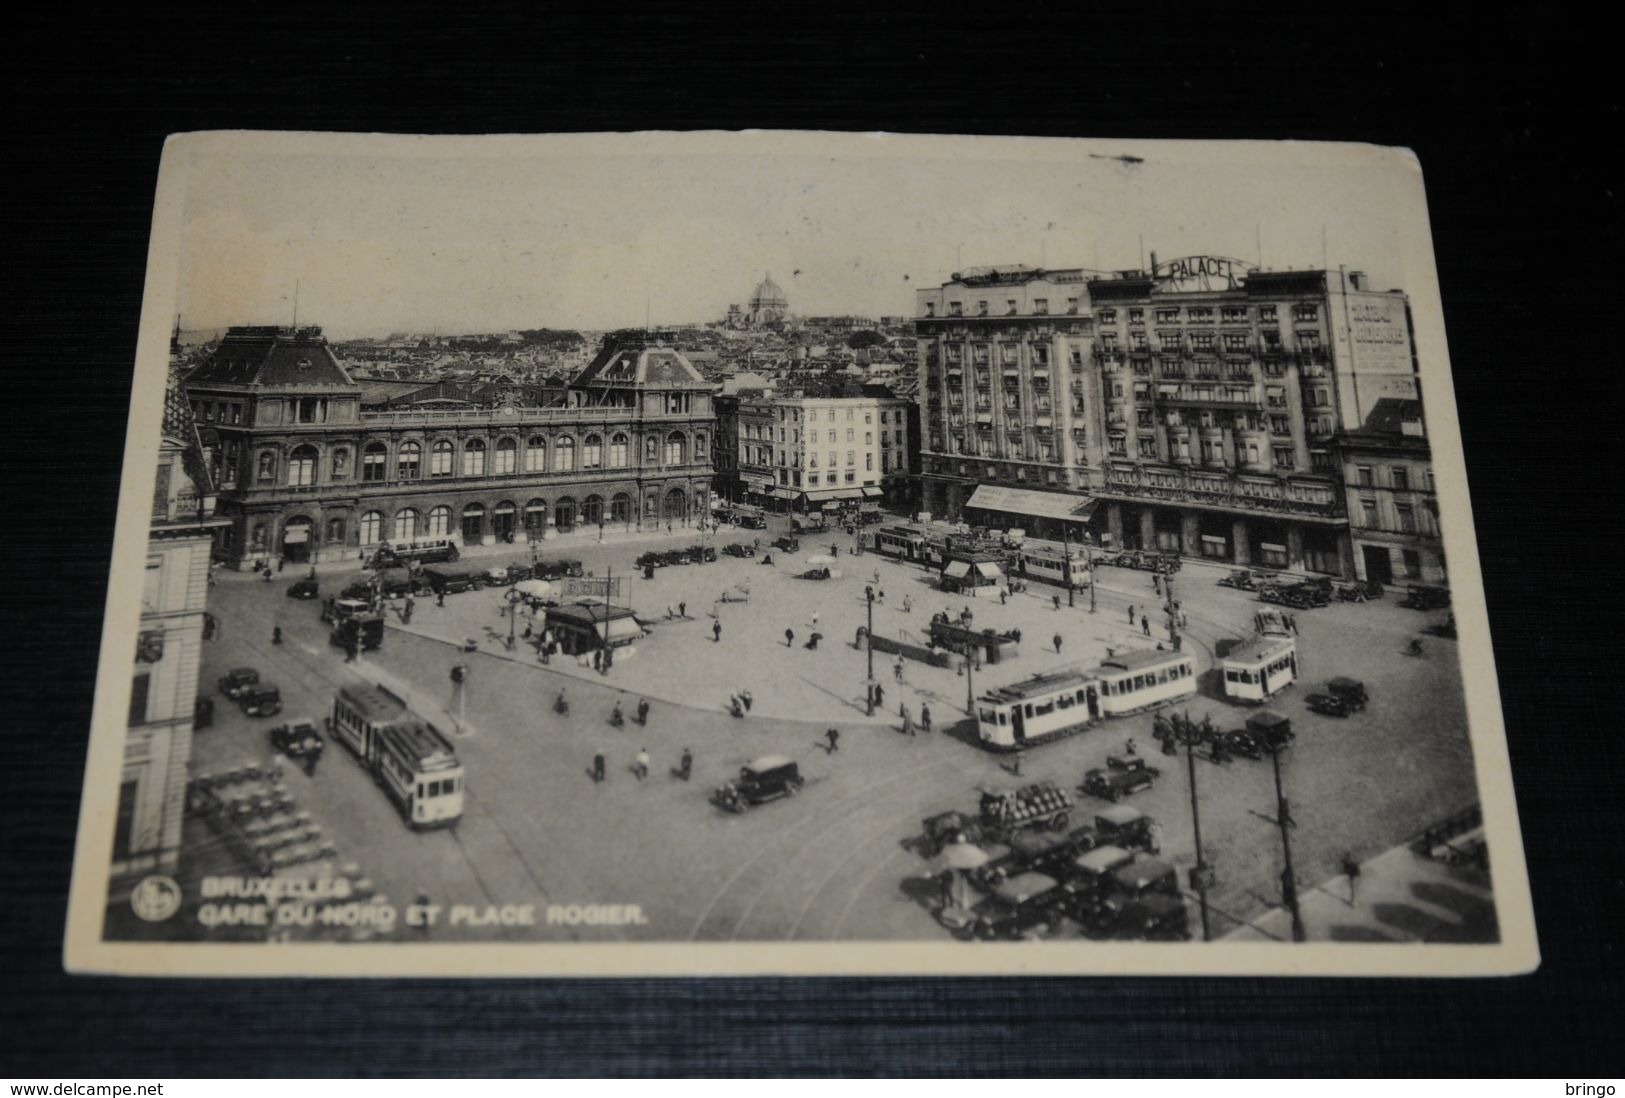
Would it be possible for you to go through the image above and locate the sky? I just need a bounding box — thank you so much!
[171,133,1420,339]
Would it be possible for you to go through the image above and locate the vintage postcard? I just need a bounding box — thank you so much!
[64,130,1536,976]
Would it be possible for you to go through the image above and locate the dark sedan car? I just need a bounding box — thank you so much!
[286,578,320,599]
[269,718,325,762]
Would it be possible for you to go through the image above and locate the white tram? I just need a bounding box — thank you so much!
[874,525,928,563]
[1220,635,1298,703]
[328,684,465,829]
[976,669,1102,750]
[1092,649,1197,717]
[1016,545,1091,590]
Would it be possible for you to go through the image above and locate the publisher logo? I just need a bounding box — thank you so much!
[130,875,182,922]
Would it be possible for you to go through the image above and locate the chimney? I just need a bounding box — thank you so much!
[1149,250,1158,275]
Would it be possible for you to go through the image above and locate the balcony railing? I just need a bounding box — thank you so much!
[1100,468,1344,517]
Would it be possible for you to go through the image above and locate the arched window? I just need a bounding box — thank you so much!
[430,440,454,477]
[554,435,576,472]
[609,433,629,468]
[610,492,633,525]
[524,498,548,537]
[326,516,346,543]
[582,434,603,468]
[394,508,418,542]
[463,438,487,477]
[427,505,452,537]
[581,494,604,526]
[397,440,422,480]
[554,496,576,532]
[663,487,688,522]
[362,442,388,482]
[289,445,319,487]
[664,432,686,465]
[495,437,517,475]
[331,448,351,479]
[525,436,546,473]
[358,511,383,545]
[461,503,485,541]
[257,452,276,482]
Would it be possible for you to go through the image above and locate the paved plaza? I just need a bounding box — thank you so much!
[186,514,1484,943]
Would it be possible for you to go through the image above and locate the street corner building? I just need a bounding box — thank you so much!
[111,383,229,912]
[181,327,719,569]
[914,258,1443,585]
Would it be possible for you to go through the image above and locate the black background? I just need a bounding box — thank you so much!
[6,2,1623,1077]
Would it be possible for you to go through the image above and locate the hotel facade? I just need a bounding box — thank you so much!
[915,258,1423,577]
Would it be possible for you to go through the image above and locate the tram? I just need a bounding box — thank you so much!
[1092,649,1197,717]
[1016,545,1091,590]
[1220,634,1298,703]
[976,669,1101,750]
[874,525,929,563]
[328,684,465,829]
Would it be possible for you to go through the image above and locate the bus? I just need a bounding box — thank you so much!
[371,538,460,568]
[1016,545,1091,590]
[1220,634,1298,703]
[328,684,464,829]
[976,669,1101,750]
[1092,649,1197,717]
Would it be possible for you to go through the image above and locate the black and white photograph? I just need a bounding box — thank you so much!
[61,130,1535,977]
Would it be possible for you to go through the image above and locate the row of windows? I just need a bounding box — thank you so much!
[745,424,899,445]
[1099,662,1193,696]
[1353,464,1433,492]
[925,296,1081,318]
[260,432,705,486]
[765,407,899,424]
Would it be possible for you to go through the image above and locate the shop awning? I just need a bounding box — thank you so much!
[943,559,971,579]
[861,486,885,498]
[964,485,1097,522]
[769,488,799,500]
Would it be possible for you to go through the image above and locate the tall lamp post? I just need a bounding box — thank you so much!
[1168,712,1215,941]
[1267,729,1307,942]
[1087,533,1097,614]
[865,586,876,715]
[1164,571,1180,649]
[1062,522,1075,608]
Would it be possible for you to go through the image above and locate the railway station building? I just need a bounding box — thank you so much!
[183,327,718,569]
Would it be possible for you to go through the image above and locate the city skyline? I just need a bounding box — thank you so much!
[172,132,1414,340]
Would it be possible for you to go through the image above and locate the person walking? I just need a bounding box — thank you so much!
[873,683,885,710]
[277,556,286,573]
[785,627,795,647]
[1000,588,1009,605]
[679,601,687,619]
[592,753,606,783]
[825,727,840,753]
[1127,604,1136,624]
[272,626,283,646]
[1052,594,1061,612]
[610,701,624,727]
[634,748,650,781]
[403,595,415,625]
[1153,573,1162,594]
[1053,633,1063,654]
[437,590,445,608]
[1141,614,1151,636]
[713,619,722,643]
[740,690,753,713]
[920,705,932,734]
[1125,738,1138,756]
[302,750,319,777]
[902,595,912,614]
[894,655,905,683]
[678,748,693,780]
[636,698,650,726]
[901,703,915,737]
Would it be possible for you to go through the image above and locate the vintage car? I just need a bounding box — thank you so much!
[722,542,756,559]
[711,756,804,813]
[1111,890,1191,941]
[1245,710,1295,749]
[1106,753,1154,773]
[685,545,718,564]
[1306,692,1355,718]
[268,718,325,762]
[1093,805,1160,854]
[237,684,283,718]
[330,613,384,652]
[534,558,585,580]
[423,568,479,595]
[1214,728,1266,760]
[1089,857,1183,935]
[918,810,987,857]
[286,578,320,600]
[194,696,215,730]
[479,566,516,587]
[217,667,261,700]
[1327,677,1369,712]
[968,871,1066,941]
[635,550,669,570]
[321,596,372,624]
[971,829,1079,890]
[735,512,768,530]
[1060,844,1136,923]
[1081,763,1159,802]
[771,535,801,554]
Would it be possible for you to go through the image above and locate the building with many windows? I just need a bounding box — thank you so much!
[113,383,228,899]
[1331,398,1445,585]
[916,258,1420,573]
[731,392,914,512]
[184,327,717,568]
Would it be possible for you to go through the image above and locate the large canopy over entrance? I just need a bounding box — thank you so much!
[965,485,1097,522]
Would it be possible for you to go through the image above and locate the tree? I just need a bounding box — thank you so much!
[846,330,886,350]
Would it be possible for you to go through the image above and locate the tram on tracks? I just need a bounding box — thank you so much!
[1014,544,1091,590]
[973,647,1197,750]
[1219,634,1299,703]
[328,683,465,829]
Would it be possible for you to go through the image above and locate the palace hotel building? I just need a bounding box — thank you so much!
[183,327,718,568]
[916,257,1424,577]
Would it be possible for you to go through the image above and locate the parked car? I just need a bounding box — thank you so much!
[286,578,320,600]
[635,551,668,570]
[971,829,1079,890]
[1090,857,1183,935]
[238,684,283,718]
[1111,890,1191,941]
[735,512,768,530]
[1245,710,1295,749]
[771,535,801,554]
[269,718,325,762]
[722,542,756,559]
[423,568,479,595]
[1060,844,1137,924]
[1081,763,1159,802]
[322,596,372,624]
[711,756,804,813]
[330,613,384,652]
[194,696,215,730]
[1092,805,1160,854]
[968,871,1066,941]
[919,810,988,858]
[534,559,585,580]
[217,667,260,700]
[1327,677,1368,712]
[480,566,516,587]
[1306,692,1354,718]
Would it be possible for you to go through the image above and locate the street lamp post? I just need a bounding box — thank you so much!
[1165,572,1180,649]
[1168,712,1215,941]
[1087,535,1097,614]
[1268,733,1307,942]
[1062,523,1075,608]
[865,586,876,715]
[962,639,976,715]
